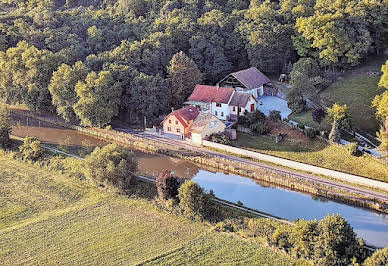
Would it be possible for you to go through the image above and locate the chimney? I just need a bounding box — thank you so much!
[171,107,174,112]
[216,84,219,90]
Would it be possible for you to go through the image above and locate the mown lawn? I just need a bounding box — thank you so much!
[0,156,308,265]
[289,111,330,131]
[233,133,388,182]
[320,74,384,135]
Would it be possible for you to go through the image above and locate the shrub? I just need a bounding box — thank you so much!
[249,121,269,135]
[48,156,86,179]
[304,128,318,139]
[0,104,11,149]
[346,142,360,156]
[178,180,210,219]
[209,133,231,145]
[238,110,266,128]
[268,110,281,121]
[312,108,326,124]
[297,123,305,130]
[364,247,388,266]
[85,144,137,190]
[19,136,44,161]
[290,219,318,260]
[156,169,179,200]
[244,218,276,242]
[272,225,292,252]
[288,98,305,114]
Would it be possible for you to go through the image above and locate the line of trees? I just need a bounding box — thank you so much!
[0,0,385,127]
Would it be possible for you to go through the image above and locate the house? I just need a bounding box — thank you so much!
[185,85,235,121]
[229,92,258,121]
[217,67,275,99]
[161,106,199,139]
[191,113,226,145]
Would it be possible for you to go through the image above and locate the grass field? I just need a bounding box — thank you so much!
[0,155,308,265]
[289,111,330,130]
[233,133,388,182]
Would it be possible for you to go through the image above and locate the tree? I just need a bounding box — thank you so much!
[0,104,11,148]
[156,169,179,200]
[49,61,89,122]
[372,60,388,157]
[0,41,63,111]
[364,247,388,266]
[74,71,122,127]
[19,136,44,161]
[238,0,294,73]
[178,180,210,219]
[314,214,365,265]
[327,103,351,142]
[312,108,326,125]
[167,51,202,108]
[85,144,137,190]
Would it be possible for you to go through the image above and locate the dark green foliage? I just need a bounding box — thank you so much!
[312,108,326,125]
[272,225,292,252]
[287,89,306,114]
[85,144,137,190]
[249,121,269,135]
[19,136,44,161]
[0,104,11,149]
[346,142,360,156]
[290,219,318,260]
[209,133,231,145]
[156,169,179,200]
[304,128,318,139]
[268,110,281,121]
[364,248,388,266]
[178,180,211,220]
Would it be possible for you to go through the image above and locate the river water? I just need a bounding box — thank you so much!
[11,122,388,247]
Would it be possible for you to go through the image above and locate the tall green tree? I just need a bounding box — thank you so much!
[74,71,122,127]
[178,180,210,219]
[327,103,351,143]
[167,51,202,108]
[0,104,11,148]
[372,60,388,157]
[238,0,294,73]
[49,61,89,122]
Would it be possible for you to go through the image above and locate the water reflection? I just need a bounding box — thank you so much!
[11,122,388,247]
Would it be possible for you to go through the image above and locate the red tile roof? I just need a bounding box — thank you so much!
[188,85,234,104]
[162,106,199,128]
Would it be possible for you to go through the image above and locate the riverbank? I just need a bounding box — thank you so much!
[9,109,388,214]
[0,155,307,265]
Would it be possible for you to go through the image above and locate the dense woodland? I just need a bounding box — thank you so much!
[0,0,386,127]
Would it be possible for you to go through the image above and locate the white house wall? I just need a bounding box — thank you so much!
[211,102,230,120]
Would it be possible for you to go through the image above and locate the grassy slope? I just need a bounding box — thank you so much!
[319,53,387,135]
[0,156,308,265]
[233,133,388,182]
[289,111,330,130]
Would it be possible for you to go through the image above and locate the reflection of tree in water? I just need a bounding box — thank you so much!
[136,153,200,179]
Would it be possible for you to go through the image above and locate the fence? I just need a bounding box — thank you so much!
[202,140,388,192]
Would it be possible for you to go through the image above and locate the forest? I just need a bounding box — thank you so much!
[0,0,386,127]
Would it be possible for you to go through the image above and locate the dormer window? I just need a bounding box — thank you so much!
[169,120,172,124]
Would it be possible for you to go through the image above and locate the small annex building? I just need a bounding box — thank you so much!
[161,106,199,139]
[191,113,226,145]
[217,67,274,99]
[229,92,258,121]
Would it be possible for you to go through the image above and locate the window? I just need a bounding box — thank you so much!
[221,112,224,117]
[216,103,221,107]
[210,121,217,128]
[215,111,218,116]
[175,121,178,125]
[169,120,171,124]
[177,128,181,133]
[167,127,171,131]
[232,106,236,111]
[238,107,242,112]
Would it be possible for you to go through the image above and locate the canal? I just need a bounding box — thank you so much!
[11,119,388,247]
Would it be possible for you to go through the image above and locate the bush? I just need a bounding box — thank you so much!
[0,104,11,149]
[272,225,292,252]
[209,133,231,145]
[364,247,388,266]
[304,128,318,139]
[346,142,360,156]
[48,156,86,179]
[244,218,277,242]
[156,169,179,200]
[178,180,210,220]
[288,98,306,114]
[249,121,269,135]
[312,108,326,124]
[268,110,281,121]
[19,136,44,161]
[85,144,137,190]
[238,110,266,128]
[290,219,318,260]
[297,123,305,130]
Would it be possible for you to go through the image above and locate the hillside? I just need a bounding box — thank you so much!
[0,155,308,265]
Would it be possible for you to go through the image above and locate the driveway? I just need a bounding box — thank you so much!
[257,96,292,119]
